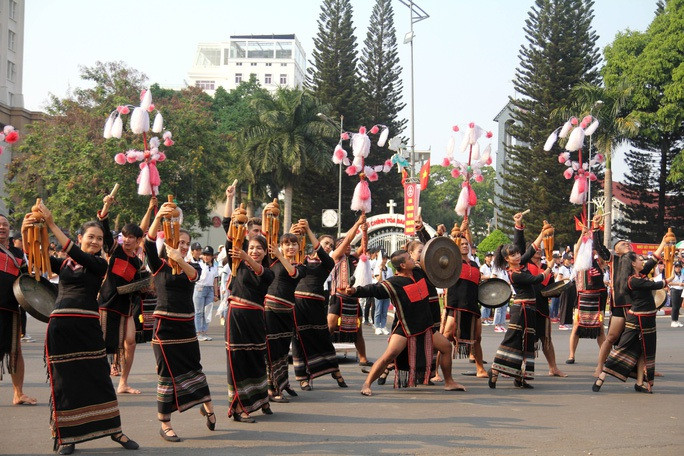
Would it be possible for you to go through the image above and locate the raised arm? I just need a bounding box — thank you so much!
[331,214,365,262]
[269,244,296,276]
[139,196,158,233]
[223,182,236,219]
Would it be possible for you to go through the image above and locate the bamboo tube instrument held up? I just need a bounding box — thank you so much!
[162,195,182,274]
[542,220,555,261]
[22,198,52,281]
[229,204,248,276]
[663,228,677,278]
[262,199,281,259]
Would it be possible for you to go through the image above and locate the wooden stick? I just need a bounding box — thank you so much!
[521,209,531,215]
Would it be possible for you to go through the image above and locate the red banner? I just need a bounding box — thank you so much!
[631,243,660,256]
[404,183,420,236]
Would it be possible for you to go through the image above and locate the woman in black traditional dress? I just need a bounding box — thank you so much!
[593,252,670,393]
[488,212,552,389]
[225,234,274,423]
[264,233,307,402]
[291,217,362,390]
[145,202,215,442]
[34,202,138,455]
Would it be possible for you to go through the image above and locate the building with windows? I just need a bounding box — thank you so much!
[0,0,41,215]
[187,34,306,95]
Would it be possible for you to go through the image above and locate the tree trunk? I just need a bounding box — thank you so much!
[604,159,612,249]
[283,185,293,232]
[246,184,255,218]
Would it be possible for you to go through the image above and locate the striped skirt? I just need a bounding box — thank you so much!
[292,295,339,382]
[603,311,657,383]
[46,310,121,446]
[575,290,602,339]
[226,298,269,416]
[152,316,211,414]
[265,298,294,395]
[453,308,478,358]
[99,308,127,368]
[0,309,20,378]
[491,300,536,379]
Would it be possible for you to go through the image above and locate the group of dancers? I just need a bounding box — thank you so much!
[0,184,674,455]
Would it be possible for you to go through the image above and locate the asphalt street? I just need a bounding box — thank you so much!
[2,315,683,455]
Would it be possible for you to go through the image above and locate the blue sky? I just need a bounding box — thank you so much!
[23,0,657,180]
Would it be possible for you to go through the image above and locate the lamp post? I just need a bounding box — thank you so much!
[399,0,429,180]
[317,112,344,238]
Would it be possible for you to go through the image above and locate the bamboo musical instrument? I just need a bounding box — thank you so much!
[663,227,677,278]
[542,220,555,261]
[22,198,52,281]
[162,195,182,274]
[262,199,281,259]
[290,220,307,264]
[229,204,248,276]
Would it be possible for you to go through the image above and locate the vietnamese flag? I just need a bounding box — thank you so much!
[419,159,430,190]
[401,168,408,187]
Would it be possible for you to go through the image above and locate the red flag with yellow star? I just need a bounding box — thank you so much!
[419,159,430,190]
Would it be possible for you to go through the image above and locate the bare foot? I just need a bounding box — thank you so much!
[13,394,37,405]
[444,381,467,391]
[548,369,568,377]
[654,371,663,377]
[476,370,489,378]
[360,385,373,396]
[430,375,443,383]
[110,365,121,376]
[117,385,141,394]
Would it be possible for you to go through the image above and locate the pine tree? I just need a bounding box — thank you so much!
[500,0,600,247]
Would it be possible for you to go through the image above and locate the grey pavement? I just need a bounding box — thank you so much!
[2,315,683,455]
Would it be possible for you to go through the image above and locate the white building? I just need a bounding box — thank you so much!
[187,34,306,95]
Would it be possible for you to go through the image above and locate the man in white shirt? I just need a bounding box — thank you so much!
[480,252,495,325]
[193,246,219,341]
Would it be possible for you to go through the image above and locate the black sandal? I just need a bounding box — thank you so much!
[514,378,534,389]
[331,371,348,388]
[232,412,256,423]
[111,433,139,450]
[261,404,273,415]
[300,380,312,391]
[377,368,390,385]
[199,405,216,431]
[159,427,181,442]
[58,444,75,455]
[488,369,498,389]
[592,377,604,392]
[634,383,652,394]
[284,386,298,397]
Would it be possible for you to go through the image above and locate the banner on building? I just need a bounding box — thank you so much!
[404,183,420,236]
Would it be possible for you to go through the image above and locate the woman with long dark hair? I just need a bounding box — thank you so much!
[225,234,274,422]
[488,212,552,389]
[145,202,215,442]
[35,202,138,455]
[593,251,670,393]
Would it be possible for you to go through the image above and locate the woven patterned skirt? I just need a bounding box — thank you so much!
[453,308,478,358]
[152,316,211,414]
[491,300,536,379]
[99,308,128,369]
[265,299,294,395]
[575,290,602,339]
[292,295,339,382]
[0,309,20,378]
[603,311,656,383]
[226,299,269,416]
[46,311,121,446]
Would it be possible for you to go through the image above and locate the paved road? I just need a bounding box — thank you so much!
[2,315,683,455]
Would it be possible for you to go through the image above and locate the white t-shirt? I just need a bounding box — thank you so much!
[196,260,219,288]
[373,263,393,283]
[557,265,573,281]
[480,263,493,279]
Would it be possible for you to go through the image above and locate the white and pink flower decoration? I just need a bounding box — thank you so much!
[0,125,19,155]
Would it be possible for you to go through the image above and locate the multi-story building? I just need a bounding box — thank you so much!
[187,34,306,95]
[0,0,41,216]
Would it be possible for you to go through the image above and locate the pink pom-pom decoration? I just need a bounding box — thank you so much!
[564,168,573,179]
[345,166,358,176]
[582,115,592,125]
[4,131,18,143]
[486,157,492,165]
[359,126,366,135]
[114,153,126,165]
[127,154,138,164]
[442,157,451,167]
[3,125,14,135]
[596,153,604,163]
[139,162,146,170]
[164,138,174,147]
[451,168,461,178]
[341,132,350,141]
[162,131,172,139]
[369,125,379,134]
[157,152,166,162]
[468,187,477,206]
[558,154,567,164]
[589,173,597,182]
[117,106,130,115]
[367,171,379,182]
[147,103,155,113]
[486,131,493,139]
[475,174,484,183]
[570,117,578,126]
[580,120,589,129]
[384,159,392,168]
[452,125,459,132]
[468,122,475,128]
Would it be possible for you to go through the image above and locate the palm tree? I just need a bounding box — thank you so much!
[239,88,337,230]
[569,82,639,247]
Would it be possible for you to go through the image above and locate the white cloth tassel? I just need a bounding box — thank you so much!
[350,180,371,213]
[481,144,491,162]
[377,128,389,147]
[455,187,469,216]
[353,256,373,287]
[559,120,573,138]
[111,116,123,138]
[130,107,145,134]
[544,128,560,151]
[575,237,593,272]
[565,127,585,151]
[584,119,599,136]
[103,116,114,138]
[471,142,480,160]
[152,112,163,133]
[459,133,469,153]
[569,178,586,204]
[352,133,371,158]
[137,165,151,195]
[141,89,152,110]
[446,136,455,158]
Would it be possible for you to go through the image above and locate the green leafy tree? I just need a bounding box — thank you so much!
[6,62,227,232]
[238,88,337,230]
[602,0,684,238]
[501,0,600,247]
[477,229,512,263]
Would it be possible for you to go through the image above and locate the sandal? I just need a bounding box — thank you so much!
[284,386,298,397]
[261,404,273,415]
[488,369,498,389]
[111,433,140,450]
[58,444,75,455]
[634,383,652,394]
[300,380,312,391]
[159,427,181,442]
[377,368,390,386]
[331,371,348,388]
[232,412,255,423]
[514,378,534,389]
[199,405,216,431]
[592,378,604,392]
[269,394,289,403]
